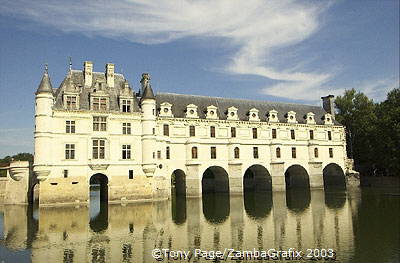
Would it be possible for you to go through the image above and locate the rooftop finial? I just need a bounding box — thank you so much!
[44,63,48,73]
[69,57,72,71]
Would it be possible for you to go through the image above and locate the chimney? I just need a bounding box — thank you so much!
[321,95,335,119]
[84,61,93,87]
[105,63,115,88]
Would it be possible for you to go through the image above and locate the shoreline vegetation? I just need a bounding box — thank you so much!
[0,88,398,181]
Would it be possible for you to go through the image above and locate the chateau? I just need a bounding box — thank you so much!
[29,61,350,206]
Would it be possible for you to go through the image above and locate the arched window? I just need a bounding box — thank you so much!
[276,147,281,158]
[234,147,240,159]
[191,147,198,159]
[314,147,319,158]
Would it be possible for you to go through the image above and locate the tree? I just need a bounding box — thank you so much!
[335,89,377,166]
[374,88,400,175]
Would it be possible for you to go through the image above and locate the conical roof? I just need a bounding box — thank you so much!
[36,66,53,95]
[141,85,155,100]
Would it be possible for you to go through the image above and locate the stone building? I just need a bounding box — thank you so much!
[32,61,349,205]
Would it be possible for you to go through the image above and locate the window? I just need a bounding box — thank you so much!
[210,126,216,138]
[152,128,155,135]
[128,170,134,179]
[92,139,105,159]
[253,147,259,159]
[93,116,107,131]
[272,129,277,139]
[329,148,334,158]
[192,147,198,159]
[314,148,319,158]
[252,128,258,139]
[291,147,296,158]
[92,97,107,111]
[121,99,131,113]
[66,120,75,133]
[276,147,281,158]
[234,147,240,159]
[166,146,170,159]
[231,127,236,138]
[291,129,295,140]
[328,131,332,141]
[211,147,216,159]
[163,124,169,136]
[65,144,75,159]
[190,126,196,137]
[66,96,77,110]
[310,130,314,140]
[122,145,131,159]
[122,123,131,135]
[157,150,161,159]
[63,170,68,178]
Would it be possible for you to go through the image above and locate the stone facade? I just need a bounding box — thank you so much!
[30,61,350,206]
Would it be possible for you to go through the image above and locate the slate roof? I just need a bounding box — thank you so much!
[155,93,339,125]
[36,70,54,95]
[53,70,140,112]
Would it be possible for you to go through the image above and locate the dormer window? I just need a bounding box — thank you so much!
[249,108,260,121]
[206,105,218,119]
[306,112,316,124]
[159,102,173,117]
[227,106,238,120]
[92,97,108,111]
[268,110,278,122]
[185,104,198,118]
[286,111,297,123]
[120,99,132,113]
[323,113,334,125]
[65,95,78,110]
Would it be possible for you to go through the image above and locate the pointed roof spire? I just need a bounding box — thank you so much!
[140,73,155,100]
[69,57,72,71]
[35,63,54,95]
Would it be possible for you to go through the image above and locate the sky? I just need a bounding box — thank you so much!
[0,0,398,157]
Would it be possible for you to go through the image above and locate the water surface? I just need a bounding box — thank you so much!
[0,188,399,262]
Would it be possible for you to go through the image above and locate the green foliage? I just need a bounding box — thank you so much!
[0,152,33,166]
[335,88,400,176]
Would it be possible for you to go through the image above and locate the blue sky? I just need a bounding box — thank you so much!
[0,0,398,157]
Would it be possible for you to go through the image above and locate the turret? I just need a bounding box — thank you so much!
[140,73,157,176]
[34,65,54,181]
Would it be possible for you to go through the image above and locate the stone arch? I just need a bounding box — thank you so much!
[89,173,108,232]
[171,169,187,225]
[31,183,40,205]
[171,169,186,196]
[243,164,272,192]
[285,165,310,190]
[323,163,346,190]
[201,166,229,194]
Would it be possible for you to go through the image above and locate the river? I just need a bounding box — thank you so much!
[0,187,399,262]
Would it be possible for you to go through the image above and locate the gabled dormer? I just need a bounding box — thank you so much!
[206,105,218,119]
[323,113,334,125]
[185,104,198,118]
[286,111,297,123]
[159,102,173,117]
[227,106,238,120]
[63,72,80,110]
[268,109,278,122]
[249,108,260,122]
[90,79,109,111]
[119,80,134,113]
[306,112,316,124]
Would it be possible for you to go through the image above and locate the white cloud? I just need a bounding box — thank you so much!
[1,0,336,101]
[351,76,399,102]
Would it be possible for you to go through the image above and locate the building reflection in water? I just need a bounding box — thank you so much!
[1,188,399,263]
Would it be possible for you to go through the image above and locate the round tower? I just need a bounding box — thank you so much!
[140,73,157,176]
[34,65,54,181]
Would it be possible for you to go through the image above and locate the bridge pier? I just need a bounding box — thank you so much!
[186,164,202,197]
[309,162,324,189]
[270,162,285,191]
[228,163,242,195]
